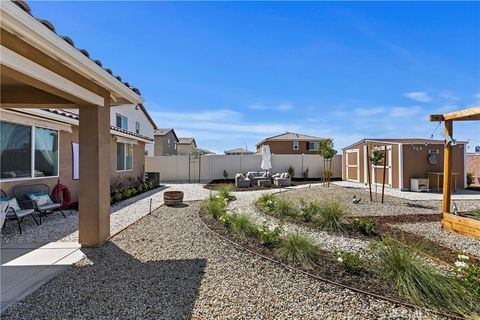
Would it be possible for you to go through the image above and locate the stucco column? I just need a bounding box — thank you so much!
[78,97,111,247]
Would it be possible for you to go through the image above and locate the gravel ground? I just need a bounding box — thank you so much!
[274,184,480,217]
[1,202,441,319]
[1,184,210,245]
[229,189,370,255]
[393,222,480,257]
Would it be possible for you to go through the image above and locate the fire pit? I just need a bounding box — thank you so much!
[164,191,184,207]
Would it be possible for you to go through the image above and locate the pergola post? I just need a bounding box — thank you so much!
[78,96,111,247]
[442,120,453,214]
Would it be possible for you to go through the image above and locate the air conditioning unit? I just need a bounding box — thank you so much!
[411,178,429,192]
[145,172,161,187]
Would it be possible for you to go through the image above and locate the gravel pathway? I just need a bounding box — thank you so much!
[393,222,480,257]
[1,202,441,319]
[274,184,480,217]
[1,183,210,245]
[229,189,370,255]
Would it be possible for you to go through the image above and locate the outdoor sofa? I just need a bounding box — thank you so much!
[246,171,271,185]
[272,173,292,187]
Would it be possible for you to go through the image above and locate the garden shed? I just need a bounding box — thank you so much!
[342,139,467,191]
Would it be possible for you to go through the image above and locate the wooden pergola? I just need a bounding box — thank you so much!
[429,106,480,239]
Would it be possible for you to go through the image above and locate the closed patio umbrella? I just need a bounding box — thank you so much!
[261,145,272,174]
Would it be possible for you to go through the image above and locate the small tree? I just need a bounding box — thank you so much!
[223,169,229,183]
[288,165,295,178]
[368,148,385,201]
[318,138,337,187]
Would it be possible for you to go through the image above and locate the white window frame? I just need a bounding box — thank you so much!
[308,141,319,151]
[0,121,60,182]
[116,142,133,172]
[116,113,128,130]
[293,141,299,151]
[135,121,140,134]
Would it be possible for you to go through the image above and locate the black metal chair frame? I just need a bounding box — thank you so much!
[1,189,39,234]
[13,183,66,225]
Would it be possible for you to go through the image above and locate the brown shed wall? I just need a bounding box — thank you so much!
[467,154,480,186]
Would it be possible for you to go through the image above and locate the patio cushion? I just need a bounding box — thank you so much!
[6,208,35,218]
[28,193,54,206]
[37,203,61,211]
[0,197,21,212]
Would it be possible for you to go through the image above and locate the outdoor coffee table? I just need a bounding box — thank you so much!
[257,180,272,187]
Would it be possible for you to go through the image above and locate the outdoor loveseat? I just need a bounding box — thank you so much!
[272,173,292,187]
[246,171,271,185]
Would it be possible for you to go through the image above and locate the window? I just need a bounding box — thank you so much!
[308,142,319,151]
[117,142,133,171]
[167,138,171,147]
[293,141,299,150]
[0,121,58,180]
[116,114,128,130]
[135,121,140,134]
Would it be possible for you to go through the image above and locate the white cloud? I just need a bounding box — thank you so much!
[354,107,385,116]
[390,106,421,117]
[248,102,294,111]
[403,91,432,103]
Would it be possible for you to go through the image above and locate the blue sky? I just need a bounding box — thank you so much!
[30,1,480,153]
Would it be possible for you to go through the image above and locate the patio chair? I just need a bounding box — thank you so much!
[1,189,39,234]
[235,173,251,188]
[273,173,291,187]
[13,184,66,225]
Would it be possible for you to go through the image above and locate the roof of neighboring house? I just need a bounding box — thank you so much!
[196,148,216,155]
[11,0,142,98]
[256,132,324,146]
[224,148,255,154]
[342,138,468,150]
[178,137,197,146]
[138,104,157,130]
[43,108,153,142]
[154,128,178,141]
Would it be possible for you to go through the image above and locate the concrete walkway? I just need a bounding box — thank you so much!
[333,180,480,200]
[0,183,209,312]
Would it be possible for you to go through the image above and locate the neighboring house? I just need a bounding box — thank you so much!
[196,148,216,155]
[224,148,255,155]
[467,153,480,186]
[153,128,179,156]
[0,104,157,202]
[256,132,324,154]
[342,138,467,190]
[177,137,197,155]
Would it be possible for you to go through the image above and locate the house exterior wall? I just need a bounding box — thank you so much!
[402,144,465,190]
[467,154,480,186]
[177,143,196,155]
[0,125,80,202]
[110,137,146,183]
[257,140,321,155]
[153,132,177,156]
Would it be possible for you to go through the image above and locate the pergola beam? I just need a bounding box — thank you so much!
[1,85,77,108]
[429,106,480,122]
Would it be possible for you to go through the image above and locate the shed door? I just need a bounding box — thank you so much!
[346,149,360,182]
[371,146,392,187]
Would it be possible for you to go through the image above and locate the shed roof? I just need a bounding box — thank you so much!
[342,138,468,150]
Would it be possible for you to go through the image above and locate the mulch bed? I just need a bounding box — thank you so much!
[199,208,404,303]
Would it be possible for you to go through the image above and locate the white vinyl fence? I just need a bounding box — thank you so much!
[145,154,342,182]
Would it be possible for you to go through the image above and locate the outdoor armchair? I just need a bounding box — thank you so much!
[13,184,66,225]
[235,173,251,188]
[1,189,39,234]
[273,173,291,187]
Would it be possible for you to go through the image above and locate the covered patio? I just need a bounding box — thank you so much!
[1,0,143,247]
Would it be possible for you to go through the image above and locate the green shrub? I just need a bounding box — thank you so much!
[257,193,277,212]
[467,172,474,186]
[274,198,296,219]
[216,184,234,200]
[454,254,480,297]
[130,187,137,195]
[299,199,320,222]
[316,200,346,231]
[257,221,283,246]
[137,184,144,193]
[474,209,480,218]
[276,232,319,267]
[229,212,258,238]
[371,239,479,317]
[351,218,376,236]
[302,168,309,179]
[122,189,132,198]
[287,165,295,177]
[202,195,226,219]
[336,251,360,270]
[113,192,123,202]
[148,181,154,189]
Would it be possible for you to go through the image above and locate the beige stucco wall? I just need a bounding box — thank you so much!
[467,154,480,186]
[1,125,146,203]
